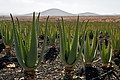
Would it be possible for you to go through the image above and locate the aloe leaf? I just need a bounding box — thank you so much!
[67,16,79,65]
[62,18,69,62]
[67,28,71,56]
[10,14,27,68]
[16,18,27,57]
[84,34,90,63]
[90,31,98,62]
[26,12,37,67]
[16,17,21,34]
[36,13,40,37]
[20,37,27,64]
[61,17,68,59]
[101,43,105,63]
[107,42,112,63]
[72,36,84,66]
[37,16,49,66]
[58,19,67,65]
[6,26,9,45]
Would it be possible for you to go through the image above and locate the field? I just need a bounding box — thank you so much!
[0,15,120,80]
[1,16,120,22]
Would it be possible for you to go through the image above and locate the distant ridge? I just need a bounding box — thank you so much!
[41,8,75,16]
[25,8,100,16]
[25,8,76,16]
[78,12,99,16]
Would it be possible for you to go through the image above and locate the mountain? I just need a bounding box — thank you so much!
[79,12,99,16]
[41,8,75,16]
[25,9,100,16]
[25,8,75,16]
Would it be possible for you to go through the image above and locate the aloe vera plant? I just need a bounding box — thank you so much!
[81,31,98,65]
[0,22,13,54]
[100,41,112,66]
[111,30,120,52]
[79,31,99,80]
[10,12,48,80]
[111,29,120,68]
[99,41,120,80]
[59,16,82,80]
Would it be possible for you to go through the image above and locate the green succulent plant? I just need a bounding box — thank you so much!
[100,41,112,65]
[10,12,48,79]
[81,31,98,64]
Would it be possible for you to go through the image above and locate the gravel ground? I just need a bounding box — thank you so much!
[0,53,83,80]
[0,47,119,80]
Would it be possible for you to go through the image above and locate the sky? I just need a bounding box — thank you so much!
[0,0,120,15]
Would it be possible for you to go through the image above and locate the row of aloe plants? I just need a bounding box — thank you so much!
[59,21,119,80]
[0,13,120,80]
[0,21,13,55]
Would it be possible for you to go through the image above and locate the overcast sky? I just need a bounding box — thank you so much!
[0,0,120,15]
